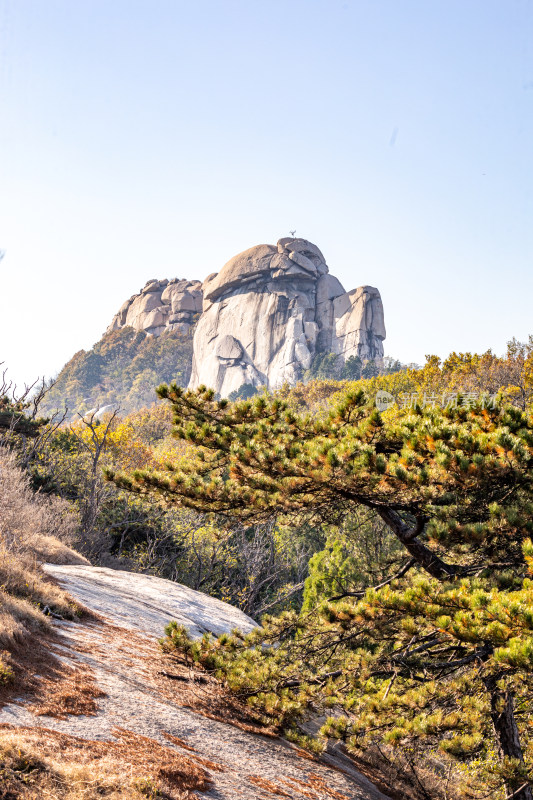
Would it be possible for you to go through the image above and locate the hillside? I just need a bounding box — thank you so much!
[5,339,533,799]
[42,327,193,418]
[0,538,391,800]
[0,448,389,799]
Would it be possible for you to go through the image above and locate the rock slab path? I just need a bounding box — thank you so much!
[0,564,390,800]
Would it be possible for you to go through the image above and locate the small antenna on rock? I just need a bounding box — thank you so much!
[289,230,296,237]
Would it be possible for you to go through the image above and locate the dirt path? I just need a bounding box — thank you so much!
[0,565,390,800]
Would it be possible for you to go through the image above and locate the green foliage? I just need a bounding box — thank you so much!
[161,621,192,653]
[31,412,194,568]
[303,538,359,610]
[132,777,165,798]
[0,395,47,440]
[41,327,194,418]
[162,557,533,797]
[227,383,259,402]
[361,359,379,379]
[126,384,533,798]
[305,352,342,381]
[19,333,533,796]
[0,654,14,685]
[29,404,319,615]
[115,384,533,573]
[304,353,402,384]
[341,355,362,380]
[302,511,403,610]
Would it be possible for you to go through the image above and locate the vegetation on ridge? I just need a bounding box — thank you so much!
[41,327,194,419]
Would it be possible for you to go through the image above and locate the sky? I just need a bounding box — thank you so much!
[1,0,532,390]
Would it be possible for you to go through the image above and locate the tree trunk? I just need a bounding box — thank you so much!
[378,507,532,798]
[483,674,533,800]
[377,508,462,580]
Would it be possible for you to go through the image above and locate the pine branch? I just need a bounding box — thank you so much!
[327,557,416,601]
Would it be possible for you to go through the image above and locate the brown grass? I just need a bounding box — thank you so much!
[0,618,104,718]
[279,775,321,799]
[0,449,89,688]
[161,733,197,752]
[0,724,211,799]
[0,590,49,651]
[0,449,85,565]
[265,773,354,800]
[156,649,279,738]
[76,618,279,739]
[29,661,106,719]
[304,773,351,800]
[162,734,226,772]
[0,552,79,622]
[28,532,88,566]
[248,775,293,797]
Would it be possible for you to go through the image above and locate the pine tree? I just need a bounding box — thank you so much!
[305,352,342,380]
[0,394,47,439]
[341,355,362,380]
[110,385,533,798]
[227,383,259,402]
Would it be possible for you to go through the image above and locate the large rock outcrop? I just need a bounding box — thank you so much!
[106,237,386,397]
[107,278,202,336]
[190,237,385,396]
[43,564,257,639]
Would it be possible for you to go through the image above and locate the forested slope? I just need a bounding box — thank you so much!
[41,327,193,418]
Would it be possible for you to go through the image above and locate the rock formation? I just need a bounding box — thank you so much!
[107,278,202,336]
[43,564,257,639]
[107,237,386,397]
[190,237,385,397]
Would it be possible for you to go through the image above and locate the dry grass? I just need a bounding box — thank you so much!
[0,448,87,567]
[0,590,48,651]
[0,618,103,718]
[0,724,210,799]
[0,552,79,622]
[248,775,294,797]
[0,448,91,699]
[156,648,279,738]
[0,452,86,617]
[277,772,356,800]
[27,532,88,566]
[162,735,225,773]
[29,661,106,719]
[278,775,322,799]
[73,618,279,739]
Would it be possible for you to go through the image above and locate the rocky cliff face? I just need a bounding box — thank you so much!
[107,237,386,397]
[107,278,203,336]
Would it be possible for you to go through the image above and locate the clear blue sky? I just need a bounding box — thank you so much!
[1,0,532,389]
